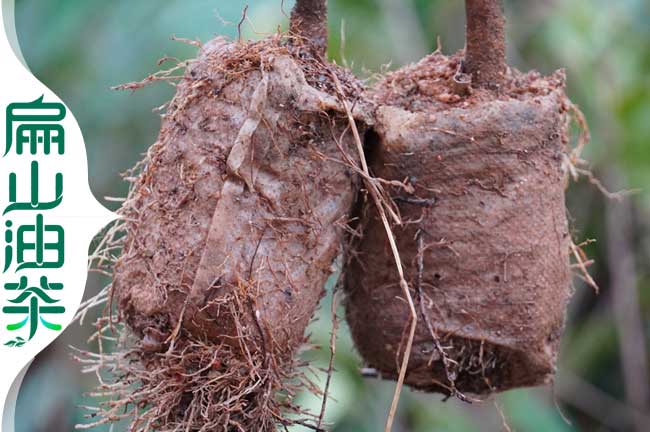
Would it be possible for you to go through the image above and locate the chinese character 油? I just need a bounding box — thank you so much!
[3,214,64,272]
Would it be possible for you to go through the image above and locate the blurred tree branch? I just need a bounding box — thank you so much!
[556,369,650,429]
[605,170,650,432]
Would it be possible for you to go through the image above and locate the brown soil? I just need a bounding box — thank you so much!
[102,34,367,430]
[345,52,573,395]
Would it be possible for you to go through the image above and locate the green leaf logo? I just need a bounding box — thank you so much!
[4,336,26,347]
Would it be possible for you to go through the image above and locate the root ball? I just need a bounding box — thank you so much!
[345,52,573,395]
[88,34,366,431]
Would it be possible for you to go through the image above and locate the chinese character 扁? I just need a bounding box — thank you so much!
[5,96,66,156]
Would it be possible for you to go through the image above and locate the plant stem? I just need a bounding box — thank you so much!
[290,0,328,56]
[464,0,507,89]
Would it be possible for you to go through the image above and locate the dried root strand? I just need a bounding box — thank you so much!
[414,231,478,404]
[317,288,339,430]
[329,71,417,432]
[111,59,191,91]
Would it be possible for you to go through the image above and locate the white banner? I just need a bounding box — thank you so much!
[0,2,117,430]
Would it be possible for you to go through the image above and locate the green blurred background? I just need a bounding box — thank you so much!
[11,0,650,430]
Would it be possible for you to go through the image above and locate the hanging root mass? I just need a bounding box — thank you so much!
[74,304,321,431]
[75,30,368,432]
[78,164,318,432]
